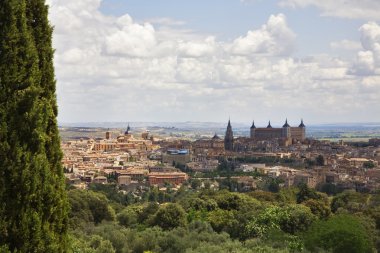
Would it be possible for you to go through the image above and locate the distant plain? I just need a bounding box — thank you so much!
[59,122,380,142]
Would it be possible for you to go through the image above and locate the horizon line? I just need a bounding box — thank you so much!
[58,121,380,126]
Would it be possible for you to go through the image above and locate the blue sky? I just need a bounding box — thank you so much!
[47,0,380,125]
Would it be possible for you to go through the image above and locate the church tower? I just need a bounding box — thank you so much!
[250,120,256,139]
[124,123,131,135]
[224,119,234,151]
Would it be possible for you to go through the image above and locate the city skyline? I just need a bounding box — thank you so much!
[48,0,380,124]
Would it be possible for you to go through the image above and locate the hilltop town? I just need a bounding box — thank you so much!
[62,120,380,196]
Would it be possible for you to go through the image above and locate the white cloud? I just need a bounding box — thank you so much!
[48,0,380,123]
[59,48,86,64]
[105,15,158,57]
[229,14,296,56]
[351,51,375,75]
[330,39,361,51]
[279,0,380,20]
[362,76,380,91]
[360,22,380,64]
[176,58,214,83]
[350,21,380,75]
[178,37,217,58]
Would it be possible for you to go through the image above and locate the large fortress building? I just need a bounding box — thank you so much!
[223,119,306,151]
[250,119,306,141]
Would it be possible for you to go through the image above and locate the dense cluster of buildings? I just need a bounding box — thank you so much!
[62,119,380,194]
[62,128,188,190]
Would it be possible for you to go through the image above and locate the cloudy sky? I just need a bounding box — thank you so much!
[47,0,380,126]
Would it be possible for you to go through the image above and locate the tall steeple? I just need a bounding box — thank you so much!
[124,123,131,135]
[267,120,272,128]
[224,119,234,151]
[250,120,256,129]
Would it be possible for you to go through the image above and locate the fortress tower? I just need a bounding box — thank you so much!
[250,121,256,139]
[281,119,291,138]
[290,119,306,141]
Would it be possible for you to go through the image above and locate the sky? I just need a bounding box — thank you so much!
[47,0,380,126]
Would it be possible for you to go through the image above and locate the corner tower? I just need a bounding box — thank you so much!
[298,119,306,140]
[289,119,306,141]
[282,118,291,138]
[250,120,256,139]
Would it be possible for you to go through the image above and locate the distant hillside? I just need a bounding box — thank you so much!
[59,122,380,141]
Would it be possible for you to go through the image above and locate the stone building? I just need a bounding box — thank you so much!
[93,125,153,154]
[192,133,225,158]
[250,119,306,142]
[118,175,132,185]
[162,149,192,165]
[148,172,188,186]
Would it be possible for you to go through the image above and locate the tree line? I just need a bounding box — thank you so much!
[66,183,380,253]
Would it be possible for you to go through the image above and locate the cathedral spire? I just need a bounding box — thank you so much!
[267,120,272,128]
[124,123,131,135]
[250,120,256,129]
[224,119,234,151]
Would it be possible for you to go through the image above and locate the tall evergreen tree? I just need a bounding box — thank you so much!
[0,0,68,251]
[25,1,69,248]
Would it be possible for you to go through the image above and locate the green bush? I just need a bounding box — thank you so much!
[152,203,187,230]
[304,214,375,253]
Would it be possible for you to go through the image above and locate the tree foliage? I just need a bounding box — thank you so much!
[331,190,369,213]
[304,214,375,253]
[0,0,68,251]
[66,186,380,252]
[245,204,315,238]
[152,203,187,230]
[296,183,320,203]
[68,190,115,229]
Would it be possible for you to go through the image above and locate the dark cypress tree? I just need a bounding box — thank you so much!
[0,0,68,251]
[25,1,69,249]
